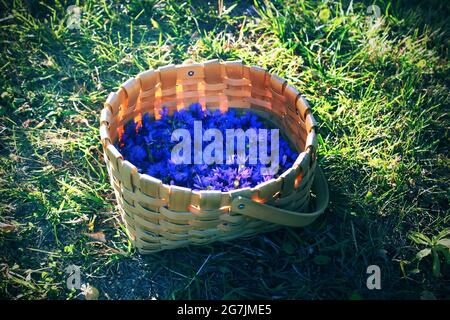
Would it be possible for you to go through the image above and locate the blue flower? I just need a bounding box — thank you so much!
[129,145,147,163]
[117,103,298,191]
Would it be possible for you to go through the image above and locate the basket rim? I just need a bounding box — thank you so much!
[99,59,319,200]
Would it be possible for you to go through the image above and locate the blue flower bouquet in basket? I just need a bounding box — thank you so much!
[99,60,329,253]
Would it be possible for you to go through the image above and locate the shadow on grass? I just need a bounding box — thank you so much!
[91,157,419,300]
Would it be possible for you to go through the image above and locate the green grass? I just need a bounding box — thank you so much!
[0,0,449,300]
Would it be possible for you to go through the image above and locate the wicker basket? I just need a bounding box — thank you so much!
[99,59,329,253]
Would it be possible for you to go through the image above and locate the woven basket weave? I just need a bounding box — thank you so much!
[99,59,329,253]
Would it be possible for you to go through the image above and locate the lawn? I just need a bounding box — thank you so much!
[0,0,449,300]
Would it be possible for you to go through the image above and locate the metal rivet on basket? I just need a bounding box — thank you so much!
[187,70,194,76]
[238,203,245,210]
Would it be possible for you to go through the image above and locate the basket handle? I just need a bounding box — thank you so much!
[230,166,329,227]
